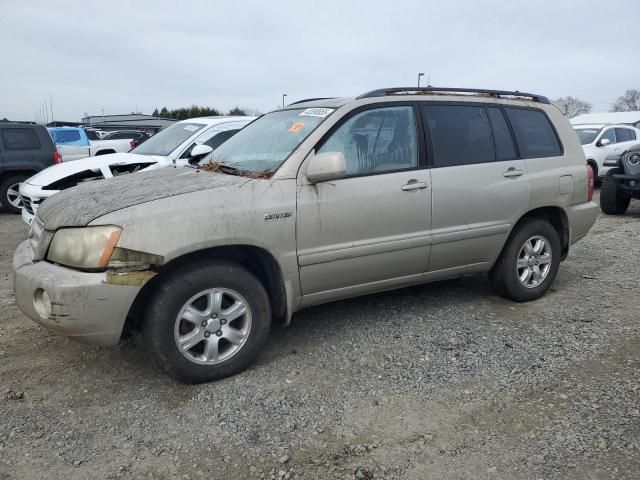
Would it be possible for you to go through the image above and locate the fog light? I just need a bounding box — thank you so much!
[33,288,52,319]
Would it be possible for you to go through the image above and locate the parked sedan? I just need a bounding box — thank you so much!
[19,116,254,224]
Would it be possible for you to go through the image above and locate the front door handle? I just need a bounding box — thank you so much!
[503,168,524,178]
[401,180,428,191]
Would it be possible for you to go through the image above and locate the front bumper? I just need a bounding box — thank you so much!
[12,240,141,346]
[611,173,640,194]
[567,201,599,245]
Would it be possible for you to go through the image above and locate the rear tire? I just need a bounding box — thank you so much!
[0,174,28,214]
[600,169,630,215]
[144,260,271,383]
[489,218,561,302]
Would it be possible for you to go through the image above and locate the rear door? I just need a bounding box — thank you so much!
[615,127,638,153]
[423,103,531,272]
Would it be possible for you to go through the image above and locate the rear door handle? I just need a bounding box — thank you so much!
[401,181,428,191]
[503,168,524,178]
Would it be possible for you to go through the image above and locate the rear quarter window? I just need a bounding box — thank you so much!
[1,128,42,150]
[505,108,562,158]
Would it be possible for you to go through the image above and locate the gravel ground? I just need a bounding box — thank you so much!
[1,193,639,480]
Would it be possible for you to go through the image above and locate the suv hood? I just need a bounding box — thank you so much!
[36,166,248,230]
[26,152,168,187]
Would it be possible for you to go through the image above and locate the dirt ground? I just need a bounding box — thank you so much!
[1,193,639,480]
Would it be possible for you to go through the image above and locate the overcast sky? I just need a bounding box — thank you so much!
[1,0,639,121]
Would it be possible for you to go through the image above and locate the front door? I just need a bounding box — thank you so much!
[296,105,432,301]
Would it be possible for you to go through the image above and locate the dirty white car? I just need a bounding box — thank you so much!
[19,116,254,224]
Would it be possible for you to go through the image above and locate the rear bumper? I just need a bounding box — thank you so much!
[567,202,599,245]
[611,173,640,194]
[12,240,141,346]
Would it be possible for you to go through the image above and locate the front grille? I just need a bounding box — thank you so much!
[21,195,34,215]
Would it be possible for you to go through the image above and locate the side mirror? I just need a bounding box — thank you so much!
[190,144,213,158]
[597,138,611,147]
[306,151,347,183]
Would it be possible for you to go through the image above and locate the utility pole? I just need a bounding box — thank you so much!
[417,73,424,87]
[282,93,287,108]
[49,94,54,123]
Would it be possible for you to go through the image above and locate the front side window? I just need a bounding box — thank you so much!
[600,128,616,144]
[1,128,41,150]
[181,129,240,159]
[505,108,562,158]
[424,105,497,167]
[317,106,417,175]
[575,128,601,145]
[131,122,205,156]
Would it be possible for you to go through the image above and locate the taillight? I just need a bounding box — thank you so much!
[129,140,136,150]
[53,151,62,164]
[586,164,594,202]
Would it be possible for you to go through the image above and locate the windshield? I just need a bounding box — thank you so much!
[575,128,601,145]
[211,108,334,173]
[131,122,205,156]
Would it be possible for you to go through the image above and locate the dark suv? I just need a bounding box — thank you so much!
[0,123,60,213]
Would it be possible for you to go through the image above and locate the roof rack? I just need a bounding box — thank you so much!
[287,97,335,106]
[356,87,550,104]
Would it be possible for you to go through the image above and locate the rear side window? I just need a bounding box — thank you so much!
[423,105,516,167]
[1,128,41,150]
[487,108,517,161]
[615,128,635,142]
[505,108,562,158]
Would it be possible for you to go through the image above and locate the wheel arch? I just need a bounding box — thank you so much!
[507,206,570,262]
[124,244,288,338]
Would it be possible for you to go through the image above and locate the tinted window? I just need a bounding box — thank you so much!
[85,130,101,140]
[615,128,635,142]
[487,108,517,160]
[505,108,561,158]
[1,128,41,150]
[600,128,616,144]
[318,106,417,175]
[423,105,496,167]
[205,130,238,150]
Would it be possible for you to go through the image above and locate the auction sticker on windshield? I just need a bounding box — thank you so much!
[184,125,200,132]
[299,108,334,118]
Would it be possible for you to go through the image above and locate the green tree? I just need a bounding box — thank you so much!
[228,106,248,116]
[152,108,159,116]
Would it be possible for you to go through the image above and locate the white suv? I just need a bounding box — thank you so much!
[573,124,640,178]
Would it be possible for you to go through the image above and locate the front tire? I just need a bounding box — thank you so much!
[600,169,630,215]
[489,218,561,302]
[0,174,28,214]
[144,260,271,383]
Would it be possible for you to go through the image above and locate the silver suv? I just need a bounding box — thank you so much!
[13,87,599,383]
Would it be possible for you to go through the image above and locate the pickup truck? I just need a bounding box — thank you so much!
[48,127,135,162]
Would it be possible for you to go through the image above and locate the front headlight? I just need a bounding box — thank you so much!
[47,226,122,270]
